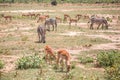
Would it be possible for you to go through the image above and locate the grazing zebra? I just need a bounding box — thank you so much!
[44,18,57,31]
[88,16,108,30]
[37,25,46,43]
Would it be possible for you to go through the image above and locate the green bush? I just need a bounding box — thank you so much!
[79,57,94,64]
[97,50,120,80]
[97,50,120,67]
[0,60,4,69]
[105,64,120,80]
[17,54,43,69]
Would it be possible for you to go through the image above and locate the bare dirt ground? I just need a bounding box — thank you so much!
[0,55,19,73]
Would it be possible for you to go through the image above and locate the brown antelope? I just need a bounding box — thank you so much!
[76,14,82,20]
[57,49,71,72]
[22,13,30,18]
[63,14,71,22]
[1,14,12,22]
[112,15,117,20]
[29,13,36,18]
[84,15,90,19]
[44,45,71,72]
[45,15,49,18]
[35,13,41,19]
[37,15,49,23]
[44,45,56,64]
[55,16,62,23]
[69,15,81,26]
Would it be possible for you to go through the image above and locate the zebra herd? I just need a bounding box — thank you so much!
[37,15,109,43]
[37,18,57,43]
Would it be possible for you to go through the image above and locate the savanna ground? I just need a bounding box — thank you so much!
[0,3,120,80]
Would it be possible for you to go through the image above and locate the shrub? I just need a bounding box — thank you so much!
[105,64,120,80]
[97,50,120,80]
[16,54,43,69]
[0,60,4,69]
[97,50,120,67]
[79,57,94,64]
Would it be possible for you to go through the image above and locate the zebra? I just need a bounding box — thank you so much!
[88,16,108,30]
[37,25,46,43]
[44,18,57,31]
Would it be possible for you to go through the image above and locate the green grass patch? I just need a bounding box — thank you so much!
[97,50,120,67]
[16,54,44,69]
[79,57,94,64]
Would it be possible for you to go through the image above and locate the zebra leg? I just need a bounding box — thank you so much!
[38,33,41,42]
[52,25,54,31]
[105,23,108,29]
[55,21,57,31]
[97,23,101,30]
[90,23,93,29]
[101,24,104,30]
[41,34,46,43]
[48,25,50,31]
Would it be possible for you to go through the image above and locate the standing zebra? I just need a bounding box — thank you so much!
[37,25,46,43]
[44,18,57,31]
[88,16,108,30]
